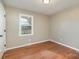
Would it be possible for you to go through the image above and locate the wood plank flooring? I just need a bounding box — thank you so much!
[3,41,79,59]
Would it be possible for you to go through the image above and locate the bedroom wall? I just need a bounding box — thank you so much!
[5,4,79,50]
[50,6,79,49]
[5,6,50,48]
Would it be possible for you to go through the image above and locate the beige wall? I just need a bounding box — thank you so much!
[50,6,79,49]
[5,6,50,48]
[5,5,79,50]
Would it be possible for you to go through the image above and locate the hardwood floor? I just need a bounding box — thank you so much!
[3,41,79,59]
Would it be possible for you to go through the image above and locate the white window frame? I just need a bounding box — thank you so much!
[19,14,33,36]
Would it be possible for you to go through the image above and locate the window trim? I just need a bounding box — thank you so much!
[19,14,34,36]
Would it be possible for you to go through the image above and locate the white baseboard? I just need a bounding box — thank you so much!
[6,40,49,51]
[6,39,79,52]
[50,40,79,52]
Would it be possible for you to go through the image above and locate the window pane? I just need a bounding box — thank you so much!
[19,14,33,36]
[21,26,31,34]
[21,16,32,25]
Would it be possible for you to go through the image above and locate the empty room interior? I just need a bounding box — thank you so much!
[0,0,79,59]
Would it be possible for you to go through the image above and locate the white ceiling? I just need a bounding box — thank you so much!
[3,0,79,15]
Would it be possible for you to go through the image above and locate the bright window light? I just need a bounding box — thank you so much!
[43,0,50,4]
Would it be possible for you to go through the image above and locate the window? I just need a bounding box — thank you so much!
[19,14,33,36]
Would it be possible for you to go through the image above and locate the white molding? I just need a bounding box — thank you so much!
[6,39,79,52]
[6,40,49,51]
[50,39,79,52]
